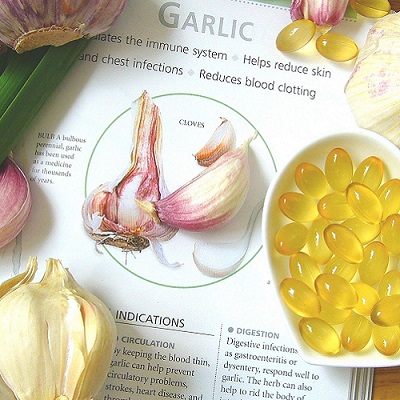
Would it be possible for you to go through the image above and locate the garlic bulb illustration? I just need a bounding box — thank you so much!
[194,118,236,167]
[0,257,116,400]
[345,13,400,146]
[0,0,128,53]
[82,91,179,266]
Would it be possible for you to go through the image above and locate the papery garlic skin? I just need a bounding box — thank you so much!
[138,134,256,232]
[345,14,400,146]
[291,0,350,31]
[82,91,178,254]
[0,0,128,53]
[0,257,116,400]
[0,157,32,248]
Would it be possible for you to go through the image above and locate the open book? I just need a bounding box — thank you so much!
[3,1,377,399]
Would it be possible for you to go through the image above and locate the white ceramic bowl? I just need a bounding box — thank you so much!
[262,130,400,367]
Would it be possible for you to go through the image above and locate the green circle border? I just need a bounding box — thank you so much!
[84,92,277,289]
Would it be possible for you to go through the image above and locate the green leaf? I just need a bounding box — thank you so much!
[0,38,90,164]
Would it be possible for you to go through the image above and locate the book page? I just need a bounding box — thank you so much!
[4,1,377,399]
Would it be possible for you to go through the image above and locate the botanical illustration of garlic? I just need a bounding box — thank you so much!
[82,91,179,266]
[0,0,128,53]
[0,156,32,248]
[0,257,116,400]
[194,118,236,167]
[137,133,256,232]
[345,13,400,146]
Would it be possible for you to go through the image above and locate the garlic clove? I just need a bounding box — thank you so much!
[345,14,400,146]
[0,156,32,248]
[194,118,236,167]
[0,0,128,53]
[138,132,257,232]
[82,91,178,261]
[0,257,116,400]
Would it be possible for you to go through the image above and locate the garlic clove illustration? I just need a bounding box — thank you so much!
[345,14,400,146]
[82,91,179,265]
[0,257,116,400]
[193,201,263,278]
[0,156,32,249]
[137,133,257,232]
[194,117,236,167]
[0,0,128,53]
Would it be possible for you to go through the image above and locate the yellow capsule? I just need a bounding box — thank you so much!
[381,214,400,255]
[353,156,384,191]
[307,217,332,265]
[275,222,308,256]
[324,224,364,264]
[350,0,391,18]
[289,252,321,288]
[341,217,380,244]
[324,256,358,282]
[379,270,400,298]
[346,183,383,225]
[370,295,400,326]
[372,324,400,356]
[276,19,316,52]
[318,192,354,221]
[341,314,372,352]
[315,273,358,310]
[295,162,328,198]
[378,179,400,219]
[280,278,321,317]
[318,298,352,325]
[352,282,380,316]
[299,318,341,355]
[325,148,353,192]
[358,241,389,286]
[279,192,318,222]
[316,33,359,62]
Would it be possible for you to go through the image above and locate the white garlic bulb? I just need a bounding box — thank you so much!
[0,257,117,400]
[345,13,400,146]
[0,0,128,53]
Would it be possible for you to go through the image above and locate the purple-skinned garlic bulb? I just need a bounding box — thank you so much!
[82,91,179,267]
[0,0,128,53]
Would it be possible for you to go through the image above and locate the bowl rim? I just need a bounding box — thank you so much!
[261,130,400,368]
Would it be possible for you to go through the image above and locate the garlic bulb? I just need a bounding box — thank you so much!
[137,133,256,232]
[345,14,400,146]
[194,118,236,167]
[0,156,32,248]
[0,257,116,400]
[0,0,128,53]
[291,0,350,31]
[82,91,179,266]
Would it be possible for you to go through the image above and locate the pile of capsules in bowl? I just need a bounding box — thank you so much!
[274,147,400,356]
